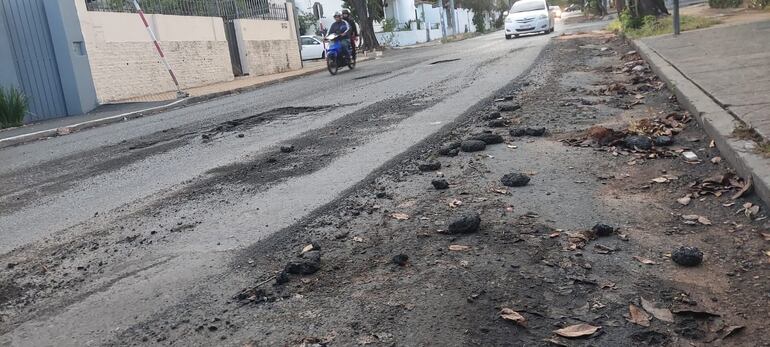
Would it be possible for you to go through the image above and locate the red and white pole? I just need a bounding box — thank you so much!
[131,0,188,98]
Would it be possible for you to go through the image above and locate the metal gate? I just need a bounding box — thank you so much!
[223,20,244,77]
[1,0,68,121]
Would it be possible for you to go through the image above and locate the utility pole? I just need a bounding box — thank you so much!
[672,0,680,36]
[438,0,447,39]
[447,0,458,34]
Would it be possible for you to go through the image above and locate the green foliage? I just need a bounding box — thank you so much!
[472,11,487,32]
[342,0,385,22]
[0,86,27,129]
[748,0,769,8]
[608,14,720,38]
[298,12,317,35]
[708,0,743,8]
[382,18,397,32]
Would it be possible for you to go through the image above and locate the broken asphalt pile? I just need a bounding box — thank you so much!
[91,32,770,346]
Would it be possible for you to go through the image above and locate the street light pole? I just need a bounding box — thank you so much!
[673,0,680,36]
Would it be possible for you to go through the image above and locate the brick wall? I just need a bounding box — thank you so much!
[241,40,302,76]
[87,41,233,102]
[80,11,234,103]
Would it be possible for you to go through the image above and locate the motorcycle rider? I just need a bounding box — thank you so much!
[326,11,351,60]
[341,9,358,60]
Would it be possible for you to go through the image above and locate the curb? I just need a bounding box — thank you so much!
[0,57,372,149]
[630,39,770,206]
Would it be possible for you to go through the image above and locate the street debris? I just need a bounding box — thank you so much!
[628,304,651,327]
[460,140,487,152]
[671,246,704,267]
[500,173,530,187]
[444,213,481,234]
[284,250,321,275]
[677,196,692,206]
[469,133,504,145]
[510,127,546,137]
[488,119,507,128]
[737,202,760,219]
[280,145,295,153]
[418,161,441,171]
[431,179,450,190]
[633,256,656,265]
[682,214,712,226]
[390,213,410,220]
[591,223,615,237]
[640,297,674,322]
[682,151,698,161]
[624,135,653,151]
[391,254,409,266]
[497,103,521,112]
[500,308,527,326]
[553,324,601,338]
[438,142,461,157]
[448,245,471,251]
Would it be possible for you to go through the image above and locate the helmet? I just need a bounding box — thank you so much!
[341,9,350,14]
[333,11,342,17]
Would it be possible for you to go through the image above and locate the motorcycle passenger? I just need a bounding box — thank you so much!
[341,9,358,60]
[326,12,351,60]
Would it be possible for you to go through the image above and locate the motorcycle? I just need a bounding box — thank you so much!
[324,33,355,75]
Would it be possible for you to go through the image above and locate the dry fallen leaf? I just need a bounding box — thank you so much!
[633,256,656,265]
[391,213,410,220]
[731,177,752,200]
[352,236,364,243]
[640,297,674,322]
[761,233,770,241]
[651,177,669,183]
[500,308,527,326]
[628,304,651,327]
[709,139,716,148]
[553,324,601,338]
[677,196,691,206]
[448,245,471,251]
[301,244,314,254]
[698,216,712,225]
[492,188,510,195]
[448,199,463,208]
[549,232,561,238]
[711,156,722,164]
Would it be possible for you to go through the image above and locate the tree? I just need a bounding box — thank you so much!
[624,0,668,18]
[342,0,384,50]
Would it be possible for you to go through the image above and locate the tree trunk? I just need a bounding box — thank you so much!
[632,0,669,17]
[616,0,624,14]
[351,0,380,50]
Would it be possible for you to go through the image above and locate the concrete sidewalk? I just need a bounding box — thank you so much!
[633,20,770,205]
[0,59,340,148]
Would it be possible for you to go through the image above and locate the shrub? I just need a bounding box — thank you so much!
[749,0,768,8]
[708,0,742,8]
[609,14,720,38]
[0,86,27,129]
[472,11,486,33]
[382,18,397,32]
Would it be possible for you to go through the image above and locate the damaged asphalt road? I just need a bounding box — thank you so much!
[3,23,770,346]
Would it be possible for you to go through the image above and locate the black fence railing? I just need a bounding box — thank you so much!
[85,0,289,21]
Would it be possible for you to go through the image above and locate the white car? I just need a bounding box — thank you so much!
[504,0,555,39]
[300,35,325,60]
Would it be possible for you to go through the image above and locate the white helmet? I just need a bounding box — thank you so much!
[334,11,342,17]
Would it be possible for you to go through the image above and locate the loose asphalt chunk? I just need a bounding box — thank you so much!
[418,161,441,172]
[280,145,295,153]
[510,127,546,137]
[592,223,615,237]
[445,212,481,234]
[431,179,450,190]
[500,173,530,187]
[438,142,461,157]
[483,111,502,120]
[391,254,409,266]
[624,135,653,150]
[460,140,487,152]
[654,135,674,146]
[497,103,521,112]
[672,246,703,267]
[469,133,504,145]
[488,119,507,128]
[284,250,321,275]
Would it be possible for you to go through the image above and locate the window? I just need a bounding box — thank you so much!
[301,37,317,45]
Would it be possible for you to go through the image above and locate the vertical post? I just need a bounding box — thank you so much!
[130,0,188,98]
[447,0,458,35]
[672,0,680,36]
[438,0,447,39]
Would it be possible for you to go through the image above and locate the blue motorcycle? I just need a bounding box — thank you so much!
[324,34,355,75]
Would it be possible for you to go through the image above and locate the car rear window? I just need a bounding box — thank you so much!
[511,1,545,12]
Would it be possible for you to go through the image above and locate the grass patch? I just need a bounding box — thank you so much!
[732,124,770,156]
[608,15,720,38]
[0,86,27,129]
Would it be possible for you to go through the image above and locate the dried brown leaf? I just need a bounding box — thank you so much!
[553,324,601,338]
[500,308,527,326]
[677,196,691,206]
[633,256,656,265]
[448,245,471,251]
[651,177,669,183]
[732,177,753,200]
[391,213,410,220]
[698,216,712,225]
[711,156,722,164]
[640,297,674,322]
[628,304,651,327]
